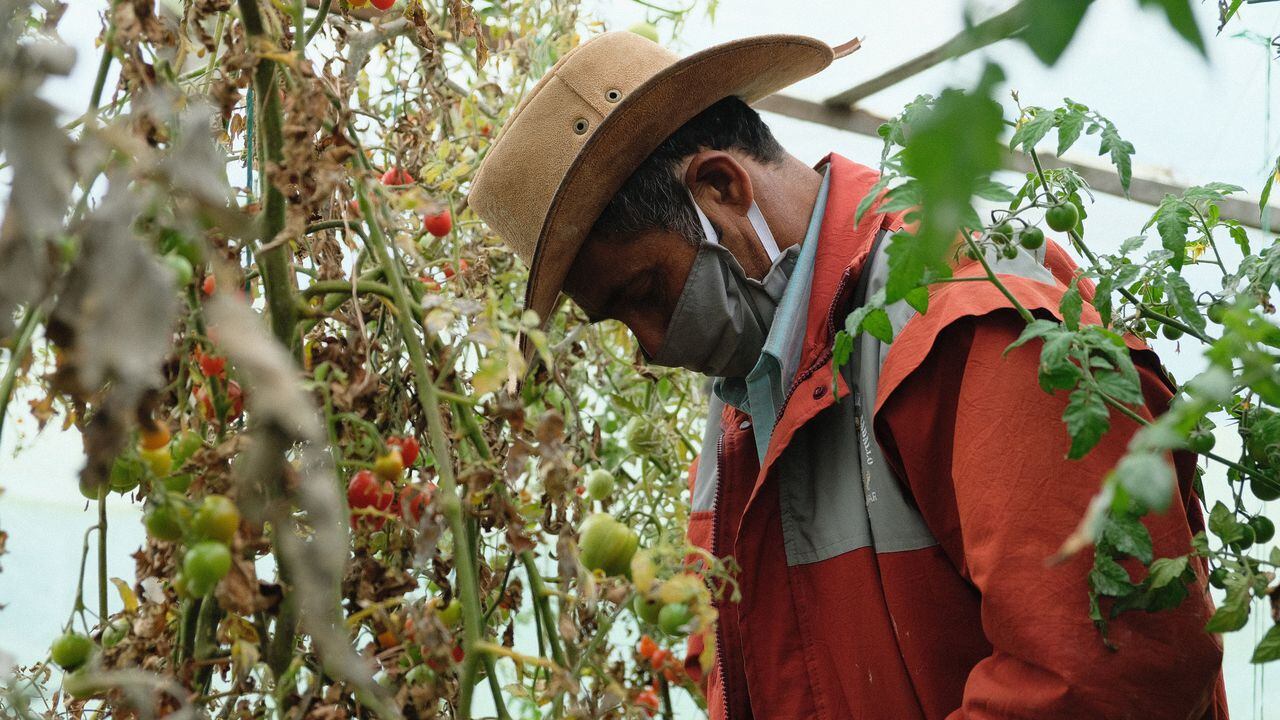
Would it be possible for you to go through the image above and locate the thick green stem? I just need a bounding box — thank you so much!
[88,0,122,117]
[239,0,299,355]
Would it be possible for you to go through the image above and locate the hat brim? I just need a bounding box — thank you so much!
[522,34,836,328]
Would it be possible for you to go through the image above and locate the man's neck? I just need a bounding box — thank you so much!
[754,154,825,254]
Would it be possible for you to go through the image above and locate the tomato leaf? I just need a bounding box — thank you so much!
[1101,514,1153,564]
[1114,453,1174,513]
[1090,553,1136,597]
[1251,624,1280,664]
[1019,0,1094,65]
[1146,555,1189,589]
[1064,388,1109,459]
[1204,584,1251,633]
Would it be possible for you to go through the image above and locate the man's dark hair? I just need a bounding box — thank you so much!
[591,96,785,244]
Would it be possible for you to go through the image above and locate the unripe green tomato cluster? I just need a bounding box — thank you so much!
[50,632,94,671]
[144,492,241,598]
[578,512,639,577]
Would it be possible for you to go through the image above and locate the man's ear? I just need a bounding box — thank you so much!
[684,151,754,218]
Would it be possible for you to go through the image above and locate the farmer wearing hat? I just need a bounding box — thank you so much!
[468,32,1227,719]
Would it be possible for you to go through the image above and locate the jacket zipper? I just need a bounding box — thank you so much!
[709,430,734,719]
[774,265,858,425]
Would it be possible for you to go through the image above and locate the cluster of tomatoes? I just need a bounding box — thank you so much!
[349,0,398,11]
[191,346,243,424]
[346,435,432,531]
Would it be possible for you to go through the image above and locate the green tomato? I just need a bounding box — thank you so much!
[1018,226,1045,250]
[145,505,184,542]
[1248,515,1275,545]
[627,22,660,43]
[62,668,105,699]
[79,476,106,501]
[110,453,145,493]
[624,417,663,455]
[183,541,232,596]
[437,598,462,626]
[1044,203,1079,233]
[139,445,173,478]
[585,469,616,501]
[657,602,694,637]
[633,594,663,625]
[577,512,639,577]
[171,430,204,467]
[1206,302,1227,325]
[50,632,94,671]
[163,473,193,493]
[992,221,1014,238]
[192,495,240,544]
[163,253,195,287]
[101,618,129,648]
[1161,324,1184,341]
[1231,524,1256,551]
[1208,566,1228,590]
[1186,429,1215,455]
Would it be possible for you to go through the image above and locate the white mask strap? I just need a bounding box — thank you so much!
[686,188,782,262]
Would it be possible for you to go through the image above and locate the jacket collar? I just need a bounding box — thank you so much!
[798,153,900,371]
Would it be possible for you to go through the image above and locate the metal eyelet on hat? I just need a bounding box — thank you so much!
[605,89,622,103]
[573,118,589,134]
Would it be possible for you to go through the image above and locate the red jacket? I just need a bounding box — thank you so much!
[684,153,1227,719]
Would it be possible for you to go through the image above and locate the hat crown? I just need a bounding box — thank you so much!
[469,32,679,268]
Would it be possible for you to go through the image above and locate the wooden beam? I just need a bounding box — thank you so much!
[822,2,1028,108]
[754,94,1278,232]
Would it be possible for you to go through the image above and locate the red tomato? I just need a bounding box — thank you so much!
[420,276,441,292]
[370,0,395,9]
[347,470,394,509]
[423,210,452,238]
[381,167,413,186]
[201,274,216,296]
[451,644,465,663]
[347,198,361,217]
[635,687,659,715]
[196,380,243,422]
[650,648,670,667]
[386,436,420,466]
[638,635,658,660]
[395,485,433,522]
[194,349,227,378]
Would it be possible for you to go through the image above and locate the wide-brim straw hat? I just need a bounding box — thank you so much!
[467,30,859,329]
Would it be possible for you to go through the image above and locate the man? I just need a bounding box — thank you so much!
[468,31,1228,719]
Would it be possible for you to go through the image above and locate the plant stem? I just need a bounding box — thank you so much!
[88,0,122,118]
[352,180,487,716]
[238,0,299,355]
[0,305,41,445]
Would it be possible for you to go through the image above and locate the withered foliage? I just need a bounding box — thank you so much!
[0,1,721,718]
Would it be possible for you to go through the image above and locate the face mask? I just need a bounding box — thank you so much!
[645,189,793,378]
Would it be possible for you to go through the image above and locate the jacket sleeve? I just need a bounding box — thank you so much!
[875,309,1225,720]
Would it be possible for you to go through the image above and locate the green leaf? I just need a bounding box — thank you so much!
[904,286,930,315]
[1208,501,1244,545]
[1114,453,1174,513]
[1118,235,1146,256]
[1251,624,1280,664]
[1020,0,1095,65]
[1136,0,1205,55]
[1060,283,1083,331]
[1229,223,1250,256]
[1006,319,1061,353]
[1010,107,1057,152]
[1204,585,1251,633]
[1164,272,1206,333]
[973,178,1016,202]
[1099,122,1136,193]
[854,176,891,225]
[1090,553,1136,597]
[892,64,1005,303]
[1102,514,1154,564]
[1146,556,1189,589]
[861,308,894,344]
[1064,388,1109,459]
[1095,367,1144,406]
[880,180,922,215]
[1151,198,1192,270]
[1057,106,1086,156]
[1038,332,1081,392]
[1260,155,1279,221]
